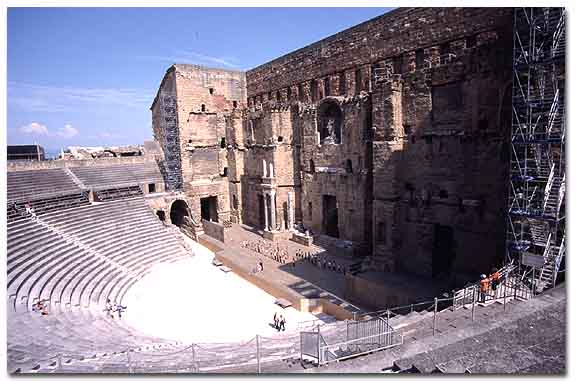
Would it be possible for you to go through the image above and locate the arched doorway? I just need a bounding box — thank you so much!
[170,199,190,227]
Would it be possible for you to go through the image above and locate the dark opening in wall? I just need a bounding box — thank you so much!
[416,49,425,69]
[355,69,362,93]
[268,91,272,101]
[278,136,284,142]
[440,42,452,56]
[220,137,226,148]
[339,72,347,95]
[466,34,477,48]
[170,199,190,227]
[309,159,315,173]
[148,183,156,193]
[188,139,193,143]
[403,124,413,135]
[439,190,448,199]
[432,82,463,121]
[393,55,403,74]
[276,91,281,101]
[324,78,331,97]
[478,116,489,130]
[311,80,318,102]
[201,104,206,112]
[377,221,387,244]
[345,159,353,173]
[287,87,292,100]
[209,88,214,95]
[424,190,431,207]
[298,83,303,101]
[438,141,445,153]
[222,167,228,177]
[458,197,465,212]
[233,100,238,109]
[200,196,219,222]
[308,202,313,219]
[500,142,509,163]
[156,210,166,222]
[233,194,238,210]
[411,135,416,144]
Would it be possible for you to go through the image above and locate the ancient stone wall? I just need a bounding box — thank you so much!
[152,65,246,223]
[370,20,513,281]
[6,155,158,171]
[151,7,515,285]
[246,8,512,99]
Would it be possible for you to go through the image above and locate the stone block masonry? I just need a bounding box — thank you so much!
[152,7,515,287]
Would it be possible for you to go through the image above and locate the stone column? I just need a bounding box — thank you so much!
[270,191,277,231]
[263,193,269,231]
[263,159,267,177]
[287,191,295,230]
[269,162,274,178]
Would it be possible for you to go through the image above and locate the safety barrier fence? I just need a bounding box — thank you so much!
[300,316,402,366]
[352,262,536,336]
[13,263,541,373]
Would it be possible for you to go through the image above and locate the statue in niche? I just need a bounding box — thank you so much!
[324,118,336,144]
[317,101,342,145]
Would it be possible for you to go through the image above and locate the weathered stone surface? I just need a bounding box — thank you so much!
[150,8,515,286]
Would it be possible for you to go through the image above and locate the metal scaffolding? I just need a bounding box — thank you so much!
[158,92,184,191]
[507,8,566,291]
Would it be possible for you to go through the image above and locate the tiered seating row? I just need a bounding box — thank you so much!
[95,186,143,202]
[7,192,90,223]
[7,308,181,374]
[7,168,82,201]
[7,197,191,313]
[70,163,163,188]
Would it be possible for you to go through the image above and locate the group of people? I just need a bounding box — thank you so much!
[479,267,502,303]
[272,312,286,332]
[105,299,127,319]
[294,250,349,275]
[32,300,49,315]
[242,240,350,275]
[241,240,294,265]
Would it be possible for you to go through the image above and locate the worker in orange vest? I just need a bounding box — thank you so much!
[479,274,490,303]
[490,267,501,297]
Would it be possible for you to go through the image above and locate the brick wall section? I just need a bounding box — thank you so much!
[152,65,246,223]
[246,8,512,99]
[149,7,515,285]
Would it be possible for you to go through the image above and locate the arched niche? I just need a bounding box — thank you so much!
[170,199,191,227]
[317,99,343,145]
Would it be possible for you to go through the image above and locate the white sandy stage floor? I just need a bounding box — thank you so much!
[122,236,317,343]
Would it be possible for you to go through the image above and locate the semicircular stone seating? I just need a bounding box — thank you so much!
[6,192,352,374]
[6,196,199,372]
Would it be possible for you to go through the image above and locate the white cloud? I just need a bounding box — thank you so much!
[17,122,79,139]
[20,122,49,136]
[56,124,79,138]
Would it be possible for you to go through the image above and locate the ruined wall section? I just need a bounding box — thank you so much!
[238,105,300,230]
[246,8,512,100]
[371,26,513,282]
[225,110,245,223]
[169,65,246,223]
[299,96,372,250]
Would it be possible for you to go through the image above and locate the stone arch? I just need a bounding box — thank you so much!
[169,199,191,227]
[317,99,343,144]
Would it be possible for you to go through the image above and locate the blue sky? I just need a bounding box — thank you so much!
[7,7,393,151]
